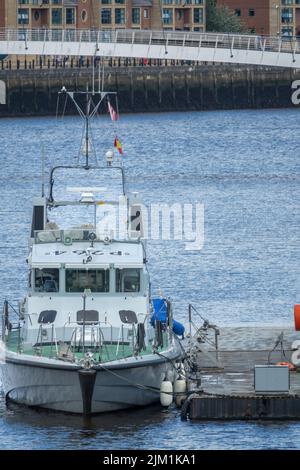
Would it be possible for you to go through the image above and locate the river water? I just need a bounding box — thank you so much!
[1,108,300,449]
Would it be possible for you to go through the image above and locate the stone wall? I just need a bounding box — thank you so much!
[0,65,298,117]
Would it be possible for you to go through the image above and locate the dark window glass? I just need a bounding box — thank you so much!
[115,8,125,24]
[132,7,140,24]
[52,8,62,25]
[193,8,203,23]
[35,268,59,293]
[116,269,140,293]
[66,269,109,293]
[101,8,111,24]
[18,8,29,25]
[66,7,75,24]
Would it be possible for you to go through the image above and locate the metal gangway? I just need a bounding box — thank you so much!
[1,28,300,68]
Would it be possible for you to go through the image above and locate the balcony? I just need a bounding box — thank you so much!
[63,0,79,5]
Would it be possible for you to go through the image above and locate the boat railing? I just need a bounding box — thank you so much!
[63,320,113,360]
[34,323,59,358]
[62,320,153,361]
[187,303,222,368]
[1,300,23,352]
[188,303,219,349]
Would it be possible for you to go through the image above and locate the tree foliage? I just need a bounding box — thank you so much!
[206,0,248,33]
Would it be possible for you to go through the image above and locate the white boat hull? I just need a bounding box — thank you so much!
[0,349,181,414]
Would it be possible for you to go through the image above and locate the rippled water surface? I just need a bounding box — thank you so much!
[1,108,300,449]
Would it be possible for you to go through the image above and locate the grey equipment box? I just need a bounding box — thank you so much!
[254,365,290,393]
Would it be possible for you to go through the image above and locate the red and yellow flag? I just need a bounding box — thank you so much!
[114,136,123,155]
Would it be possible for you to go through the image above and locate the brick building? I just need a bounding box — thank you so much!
[0,0,206,32]
[217,0,300,37]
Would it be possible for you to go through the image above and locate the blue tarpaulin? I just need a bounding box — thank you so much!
[151,298,185,338]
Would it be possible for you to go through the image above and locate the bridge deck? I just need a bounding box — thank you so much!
[0,29,300,68]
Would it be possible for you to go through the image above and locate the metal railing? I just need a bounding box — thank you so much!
[35,323,59,358]
[0,28,300,56]
[187,303,221,368]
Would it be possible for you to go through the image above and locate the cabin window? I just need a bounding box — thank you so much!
[34,268,59,293]
[65,269,109,293]
[116,269,140,293]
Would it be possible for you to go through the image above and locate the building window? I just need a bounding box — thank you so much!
[18,8,29,25]
[115,8,125,24]
[81,9,88,22]
[194,0,203,3]
[52,9,62,25]
[176,10,183,20]
[132,8,140,24]
[66,7,75,25]
[18,0,30,4]
[101,8,111,24]
[162,8,173,24]
[144,9,149,19]
[115,0,125,3]
[163,0,173,4]
[52,0,62,4]
[193,8,203,24]
[248,9,255,17]
[101,0,111,3]
[281,8,293,24]
[235,9,241,17]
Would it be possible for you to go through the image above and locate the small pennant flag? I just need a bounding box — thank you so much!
[114,136,123,155]
[108,100,118,122]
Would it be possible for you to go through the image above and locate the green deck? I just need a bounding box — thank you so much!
[6,330,168,363]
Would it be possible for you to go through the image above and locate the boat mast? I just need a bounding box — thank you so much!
[57,86,117,169]
[85,85,90,169]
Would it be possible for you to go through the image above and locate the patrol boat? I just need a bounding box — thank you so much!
[0,88,184,414]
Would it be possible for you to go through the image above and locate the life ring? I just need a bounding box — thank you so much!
[276,361,296,371]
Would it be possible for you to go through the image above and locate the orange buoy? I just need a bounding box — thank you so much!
[276,361,296,371]
[294,304,300,331]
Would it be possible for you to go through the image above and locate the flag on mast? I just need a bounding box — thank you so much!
[108,100,118,121]
[114,136,123,155]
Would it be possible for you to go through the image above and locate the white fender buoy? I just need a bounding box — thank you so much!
[292,340,300,351]
[291,348,300,367]
[160,381,173,407]
[174,379,187,408]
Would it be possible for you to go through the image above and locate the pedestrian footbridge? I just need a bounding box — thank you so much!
[1,28,300,69]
